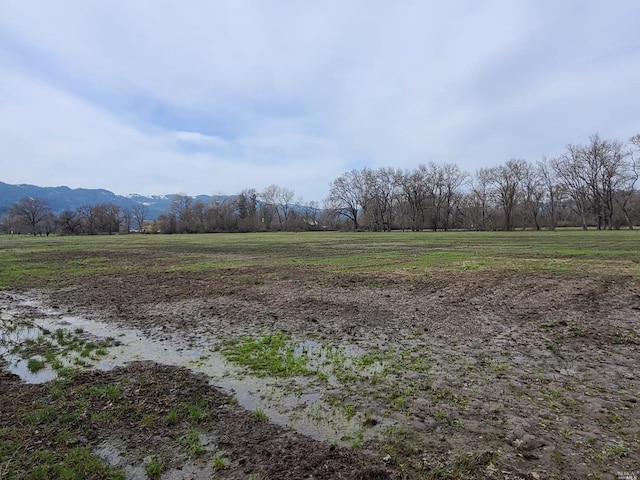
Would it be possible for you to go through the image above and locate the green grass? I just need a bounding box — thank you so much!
[166,408,179,425]
[603,442,628,457]
[178,431,206,457]
[26,357,46,373]
[30,447,125,479]
[7,324,111,378]
[87,383,122,401]
[254,408,268,422]
[180,399,211,424]
[212,453,228,470]
[144,457,165,479]
[1,230,639,290]
[222,332,310,377]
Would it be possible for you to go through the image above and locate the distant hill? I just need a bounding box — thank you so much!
[0,181,227,219]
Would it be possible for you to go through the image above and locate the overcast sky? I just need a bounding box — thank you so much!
[1,1,639,203]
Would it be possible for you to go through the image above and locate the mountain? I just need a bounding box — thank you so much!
[0,181,227,219]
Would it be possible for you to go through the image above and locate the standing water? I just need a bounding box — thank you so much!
[0,293,387,444]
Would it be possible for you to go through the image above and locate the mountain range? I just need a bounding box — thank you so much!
[0,181,225,219]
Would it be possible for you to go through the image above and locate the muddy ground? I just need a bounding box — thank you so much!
[1,257,639,479]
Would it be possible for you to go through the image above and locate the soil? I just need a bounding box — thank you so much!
[2,258,639,479]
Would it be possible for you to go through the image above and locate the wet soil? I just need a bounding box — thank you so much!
[0,360,392,479]
[2,260,639,479]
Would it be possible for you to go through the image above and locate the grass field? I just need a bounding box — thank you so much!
[1,230,639,479]
[1,230,639,289]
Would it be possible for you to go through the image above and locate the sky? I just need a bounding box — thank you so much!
[1,1,639,203]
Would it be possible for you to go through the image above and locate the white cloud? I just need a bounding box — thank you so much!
[1,0,639,201]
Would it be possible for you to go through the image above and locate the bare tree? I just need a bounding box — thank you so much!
[611,135,640,228]
[326,170,367,231]
[9,197,52,236]
[537,158,564,230]
[156,213,177,234]
[398,166,431,231]
[58,210,83,235]
[261,185,295,231]
[132,204,148,232]
[490,159,528,231]
[77,205,98,235]
[552,147,590,230]
[199,197,233,232]
[95,203,122,234]
[0,214,13,234]
[580,134,626,230]
[303,200,322,230]
[362,167,401,231]
[440,163,468,231]
[469,168,494,231]
[552,135,634,230]
[121,208,133,233]
[521,161,544,230]
[171,194,195,233]
[237,189,260,232]
[424,163,446,231]
[41,213,57,236]
[192,200,208,233]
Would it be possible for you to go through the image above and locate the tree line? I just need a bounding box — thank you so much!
[3,132,639,235]
[327,133,640,231]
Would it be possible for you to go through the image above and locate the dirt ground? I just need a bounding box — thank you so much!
[2,259,639,479]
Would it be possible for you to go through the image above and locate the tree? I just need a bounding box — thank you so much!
[399,166,429,231]
[0,214,12,234]
[156,213,177,234]
[581,134,627,230]
[469,168,494,231]
[58,210,83,235]
[94,203,121,234]
[552,147,590,230]
[552,134,635,230]
[237,189,260,232]
[363,167,401,231]
[440,163,468,231]
[537,158,563,230]
[77,205,98,235]
[9,197,52,236]
[204,197,236,232]
[132,204,148,232]
[326,170,367,231]
[520,161,544,230]
[170,195,195,233]
[260,185,295,231]
[490,159,528,231]
[611,135,640,228]
[303,200,321,230]
[424,162,446,231]
[121,208,133,233]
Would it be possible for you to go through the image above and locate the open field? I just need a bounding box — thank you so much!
[1,231,639,479]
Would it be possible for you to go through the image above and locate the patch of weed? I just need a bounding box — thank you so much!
[178,431,205,457]
[30,447,125,479]
[222,332,309,377]
[166,408,179,425]
[87,383,122,401]
[181,399,211,424]
[603,442,628,457]
[26,357,46,373]
[212,453,228,470]
[144,457,165,479]
[254,408,268,422]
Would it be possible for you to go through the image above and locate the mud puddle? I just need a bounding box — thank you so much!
[0,313,58,383]
[0,293,390,445]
